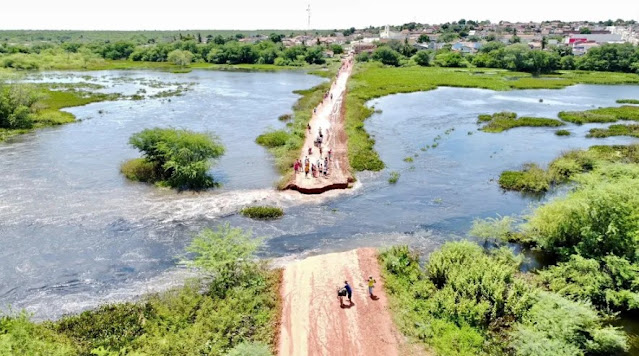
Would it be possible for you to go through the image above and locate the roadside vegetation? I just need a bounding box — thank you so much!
[559,105,639,124]
[121,128,225,190]
[477,111,563,133]
[379,243,628,356]
[0,224,280,355]
[240,206,284,220]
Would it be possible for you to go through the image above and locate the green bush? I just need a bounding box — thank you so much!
[126,128,225,190]
[388,171,400,184]
[525,177,639,261]
[120,158,157,182]
[240,206,284,220]
[0,84,41,129]
[226,342,272,356]
[555,129,571,136]
[0,311,77,356]
[538,255,639,312]
[255,130,290,148]
[380,242,628,355]
[499,163,550,192]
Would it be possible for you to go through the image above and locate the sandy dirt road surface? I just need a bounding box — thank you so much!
[288,55,354,194]
[278,248,404,356]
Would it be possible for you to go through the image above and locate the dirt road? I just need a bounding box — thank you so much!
[286,56,354,194]
[278,248,403,356]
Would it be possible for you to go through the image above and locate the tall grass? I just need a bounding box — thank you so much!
[588,124,639,138]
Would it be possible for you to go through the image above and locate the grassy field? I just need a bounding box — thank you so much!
[345,63,639,171]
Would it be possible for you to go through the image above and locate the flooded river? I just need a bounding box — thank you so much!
[1,70,639,323]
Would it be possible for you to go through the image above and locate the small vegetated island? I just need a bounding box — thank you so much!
[477,111,564,133]
[121,127,225,190]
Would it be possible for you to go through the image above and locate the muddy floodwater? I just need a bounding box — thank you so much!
[2,71,639,325]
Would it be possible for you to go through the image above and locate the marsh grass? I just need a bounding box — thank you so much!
[478,112,563,133]
[120,158,157,183]
[388,171,400,184]
[403,156,414,163]
[555,129,571,136]
[559,105,639,124]
[588,124,639,138]
[499,163,550,193]
[240,206,284,220]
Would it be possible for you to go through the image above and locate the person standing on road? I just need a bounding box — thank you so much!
[367,276,376,298]
[344,281,352,304]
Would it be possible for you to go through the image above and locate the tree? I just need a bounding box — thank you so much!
[269,33,283,43]
[417,34,430,43]
[0,84,40,129]
[330,44,344,54]
[413,50,431,66]
[127,128,225,189]
[372,47,401,66]
[167,49,193,66]
[580,27,592,34]
[186,223,261,293]
[434,51,467,67]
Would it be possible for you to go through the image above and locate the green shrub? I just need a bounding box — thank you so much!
[278,114,292,121]
[538,255,639,312]
[226,342,272,356]
[0,311,77,356]
[388,171,400,184]
[499,163,550,192]
[240,206,284,220]
[525,177,639,261]
[256,130,290,148]
[555,129,571,136]
[510,292,627,356]
[120,158,156,182]
[126,128,225,190]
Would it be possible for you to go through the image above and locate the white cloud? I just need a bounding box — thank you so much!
[0,0,635,30]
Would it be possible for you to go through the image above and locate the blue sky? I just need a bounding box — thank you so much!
[1,0,636,30]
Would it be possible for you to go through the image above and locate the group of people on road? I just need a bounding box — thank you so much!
[337,277,377,307]
[294,56,354,181]
[294,123,333,179]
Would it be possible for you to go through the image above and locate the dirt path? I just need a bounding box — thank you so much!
[278,248,403,356]
[286,55,354,194]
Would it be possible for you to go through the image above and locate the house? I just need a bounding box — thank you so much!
[352,42,376,54]
[572,41,600,55]
[451,41,482,53]
[566,34,623,44]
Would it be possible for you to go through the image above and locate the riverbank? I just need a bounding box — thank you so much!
[0,86,118,142]
[345,63,639,171]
